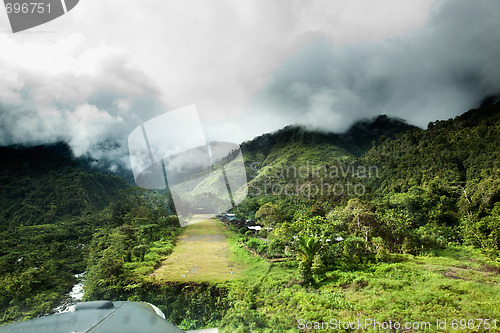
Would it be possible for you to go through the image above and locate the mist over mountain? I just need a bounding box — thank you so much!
[0,112,417,182]
[0,142,130,225]
[241,114,419,160]
[1,0,500,165]
[0,98,499,328]
[1,0,500,329]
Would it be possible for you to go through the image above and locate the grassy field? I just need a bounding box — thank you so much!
[218,245,500,332]
[125,218,500,332]
[136,216,500,331]
[152,215,249,283]
[321,247,500,330]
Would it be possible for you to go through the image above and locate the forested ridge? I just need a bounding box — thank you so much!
[237,102,499,256]
[218,102,499,331]
[0,102,499,331]
[0,143,181,322]
[361,103,500,254]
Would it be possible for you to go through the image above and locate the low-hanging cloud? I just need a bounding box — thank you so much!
[0,33,166,169]
[0,0,499,170]
[243,0,500,135]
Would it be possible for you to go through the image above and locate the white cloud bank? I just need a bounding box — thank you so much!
[0,0,499,169]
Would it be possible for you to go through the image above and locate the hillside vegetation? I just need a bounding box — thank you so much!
[236,102,499,256]
[213,103,500,331]
[0,143,181,323]
[1,102,499,332]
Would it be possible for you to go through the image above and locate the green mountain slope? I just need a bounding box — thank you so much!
[241,114,418,165]
[0,142,129,226]
[234,101,499,255]
[360,102,500,253]
[362,104,500,192]
[238,115,418,201]
[0,143,131,322]
[1,103,498,329]
[179,116,418,207]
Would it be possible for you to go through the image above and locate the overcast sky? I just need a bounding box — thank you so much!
[1,0,499,169]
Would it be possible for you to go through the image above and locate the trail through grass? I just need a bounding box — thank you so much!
[152,215,248,283]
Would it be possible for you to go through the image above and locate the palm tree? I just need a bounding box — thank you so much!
[295,235,322,283]
[296,235,322,263]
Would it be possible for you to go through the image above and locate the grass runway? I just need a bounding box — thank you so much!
[152,215,248,283]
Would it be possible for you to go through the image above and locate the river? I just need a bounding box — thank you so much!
[52,272,85,313]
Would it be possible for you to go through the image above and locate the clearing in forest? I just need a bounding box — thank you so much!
[152,215,247,283]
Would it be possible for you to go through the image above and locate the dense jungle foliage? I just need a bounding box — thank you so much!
[1,102,499,331]
[0,143,180,323]
[237,102,500,260]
